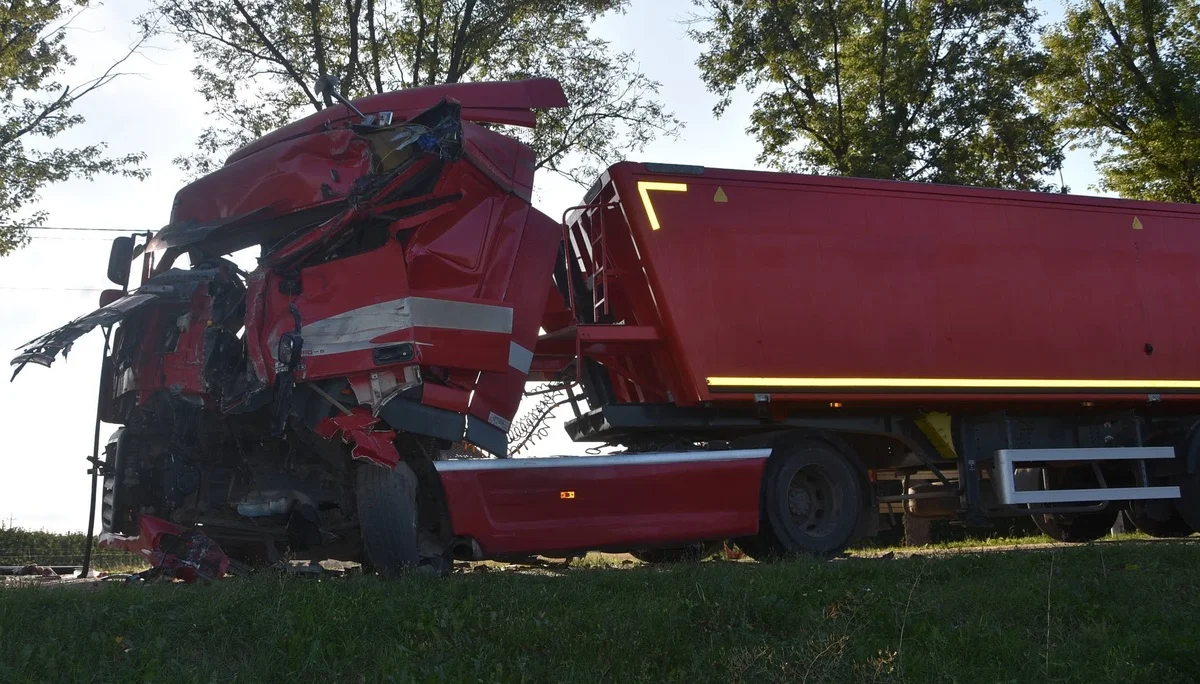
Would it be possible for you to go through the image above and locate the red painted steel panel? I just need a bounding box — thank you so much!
[438,456,766,556]
[227,78,567,165]
[170,129,370,227]
[601,162,1200,405]
[468,209,564,432]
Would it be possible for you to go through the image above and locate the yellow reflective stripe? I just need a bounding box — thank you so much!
[637,181,688,231]
[706,377,1200,390]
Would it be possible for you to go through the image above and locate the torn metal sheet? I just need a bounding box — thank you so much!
[144,208,272,253]
[10,264,236,379]
[10,294,158,378]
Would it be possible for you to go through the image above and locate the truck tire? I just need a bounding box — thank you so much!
[1177,471,1200,534]
[101,428,138,535]
[1017,467,1119,543]
[1031,508,1119,543]
[738,441,865,560]
[630,542,720,564]
[1127,500,1194,538]
[356,462,419,576]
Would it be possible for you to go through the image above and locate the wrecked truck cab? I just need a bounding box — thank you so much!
[11,79,571,573]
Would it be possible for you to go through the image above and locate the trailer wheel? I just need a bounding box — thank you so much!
[630,542,720,564]
[1177,471,1200,534]
[1031,508,1119,543]
[1018,467,1119,543]
[739,441,864,560]
[356,462,419,576]
[1126,500,1194,538]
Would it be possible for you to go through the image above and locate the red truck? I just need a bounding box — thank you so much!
[12,78,1200,573]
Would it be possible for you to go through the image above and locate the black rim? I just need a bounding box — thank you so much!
[787,463,842,538]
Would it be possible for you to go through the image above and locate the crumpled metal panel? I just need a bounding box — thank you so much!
[226,78,567,166]
[151,128,372,253]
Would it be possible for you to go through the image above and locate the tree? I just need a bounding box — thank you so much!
[0,1,149,256]
[152,0,681,185]
[1037,1,1200,203]
[689,0,1063,191]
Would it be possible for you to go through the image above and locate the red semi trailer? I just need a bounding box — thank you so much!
[12,79,1200,573]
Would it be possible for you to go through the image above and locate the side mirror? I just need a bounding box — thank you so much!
[98,289,125,308]
[107,236,135,289]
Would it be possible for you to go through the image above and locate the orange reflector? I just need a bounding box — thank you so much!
[560,491,576,500]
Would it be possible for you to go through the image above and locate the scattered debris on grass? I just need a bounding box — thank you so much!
[99,515,229,583]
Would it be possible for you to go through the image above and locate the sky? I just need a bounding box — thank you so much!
[0,0,1098,531]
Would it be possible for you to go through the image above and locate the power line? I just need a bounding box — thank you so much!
[6,226,154,233]
[0,286,108,292]
[24,235,120,241]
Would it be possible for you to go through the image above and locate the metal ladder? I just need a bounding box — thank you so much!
[560,201,618,323]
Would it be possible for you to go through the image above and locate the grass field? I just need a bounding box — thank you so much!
[2,538,1198,683]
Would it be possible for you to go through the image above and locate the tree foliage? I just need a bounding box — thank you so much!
[690,0,1063,190]
[1037,0,1200,203]
[153,0,681,185]
[0,1,149,256]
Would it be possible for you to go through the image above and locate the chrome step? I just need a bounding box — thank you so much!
[994,447,1181,505]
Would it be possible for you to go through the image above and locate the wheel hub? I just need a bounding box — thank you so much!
[787,465,839,538]
[788,487,812,518]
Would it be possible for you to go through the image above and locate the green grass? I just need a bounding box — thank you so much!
[3,540,1198,683]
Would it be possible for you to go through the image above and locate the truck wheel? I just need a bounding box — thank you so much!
[1017,467,1119,543]
[356,462,419,576]
[1177,471,1200,534]
[630,542,720,564]
[738,441,865,560]
[1126,500,1194,538]
[1031,508,1119,543]
[101,428,138,535]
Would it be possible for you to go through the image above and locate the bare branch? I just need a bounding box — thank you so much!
[366,0,383,93]
[230,0,321,109]
[447,0,477,82]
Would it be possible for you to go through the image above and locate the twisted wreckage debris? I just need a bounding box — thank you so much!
[100,515,230,583]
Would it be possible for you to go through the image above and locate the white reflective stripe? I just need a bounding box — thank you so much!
[508,342,533,374]
[299,297,512,357]
[408,297,512,334]
[434,448,772,472]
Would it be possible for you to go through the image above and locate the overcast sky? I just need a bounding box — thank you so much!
[0,0,1095,531]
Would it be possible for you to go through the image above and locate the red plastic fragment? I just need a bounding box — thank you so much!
[314,410,401,469]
